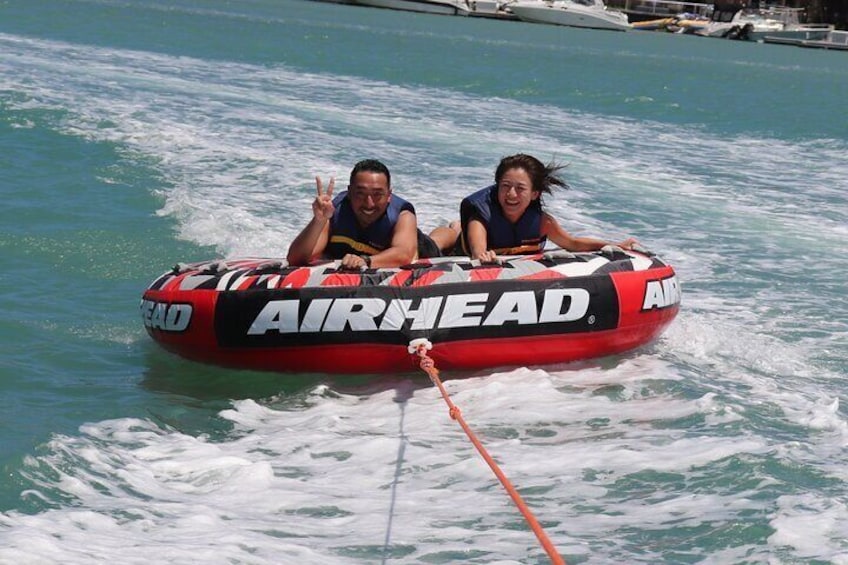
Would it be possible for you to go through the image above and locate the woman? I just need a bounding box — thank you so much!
[446,153,638,262]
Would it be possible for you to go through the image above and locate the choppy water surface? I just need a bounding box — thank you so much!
[1,0,846,562]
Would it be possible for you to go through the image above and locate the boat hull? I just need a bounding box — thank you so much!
[747,27,832,42]
[350,0,469,15]
[141,252,680,374]
[763,29,848,50]
[510,0,631,31]
[695,7,834,41]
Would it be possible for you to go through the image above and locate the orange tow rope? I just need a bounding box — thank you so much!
[408,339,566,565]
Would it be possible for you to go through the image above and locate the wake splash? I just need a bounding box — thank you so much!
[3,355,847,563]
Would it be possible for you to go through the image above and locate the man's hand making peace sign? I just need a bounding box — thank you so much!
[312,176,335,221]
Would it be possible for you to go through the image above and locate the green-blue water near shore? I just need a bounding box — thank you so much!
[1,0,846,562]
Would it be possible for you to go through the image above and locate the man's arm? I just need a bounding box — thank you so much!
[286,176,335,266]
[286,216,331,266]
[342,210,417,269]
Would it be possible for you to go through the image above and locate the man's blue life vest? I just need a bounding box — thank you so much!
[324,191,415,258]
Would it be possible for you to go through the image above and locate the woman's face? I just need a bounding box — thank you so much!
[497,167,539,223]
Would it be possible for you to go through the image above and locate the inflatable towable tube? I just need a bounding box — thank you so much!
[140,248,681,374]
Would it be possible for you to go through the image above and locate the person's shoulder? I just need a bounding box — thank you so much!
[394,208,418,232]
[540,212,567,236]
[463,184,495,203]
[390,193,415,214]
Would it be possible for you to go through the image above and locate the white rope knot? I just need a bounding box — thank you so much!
[407,338,433,354]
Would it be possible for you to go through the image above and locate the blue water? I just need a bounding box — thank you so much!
[2,0,847,562]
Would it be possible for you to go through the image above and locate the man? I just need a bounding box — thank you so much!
[286,159,421,269]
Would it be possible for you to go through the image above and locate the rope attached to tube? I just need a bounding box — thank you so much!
[407,338,566,565]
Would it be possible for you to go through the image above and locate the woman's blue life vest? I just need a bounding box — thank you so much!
[324,191,417,258]
[458,185,546,255]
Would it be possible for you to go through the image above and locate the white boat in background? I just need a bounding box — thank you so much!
[509,0,631,31]
[350,0,472,16]
[465,0,519,19]
[348,0,516,17]
[620,0,712,23]
[764,29,848,50]
[696,6,833,41]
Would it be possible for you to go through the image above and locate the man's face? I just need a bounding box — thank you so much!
[348,171,391,228]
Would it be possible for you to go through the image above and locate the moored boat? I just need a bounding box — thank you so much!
[763,29,848,50]
[617,0,712,24]
[349,0,472,16]
[509,0,632,31]
[347,0,517,18]
[631,16,677,31]
[631,13,710,32]
[141,249,680,374]
[695,5,833,41]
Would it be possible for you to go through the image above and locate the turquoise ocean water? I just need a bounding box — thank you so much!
[1,0,847,562]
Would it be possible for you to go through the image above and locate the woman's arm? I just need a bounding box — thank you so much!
[466,219,497,262]
[542,213,638,251]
